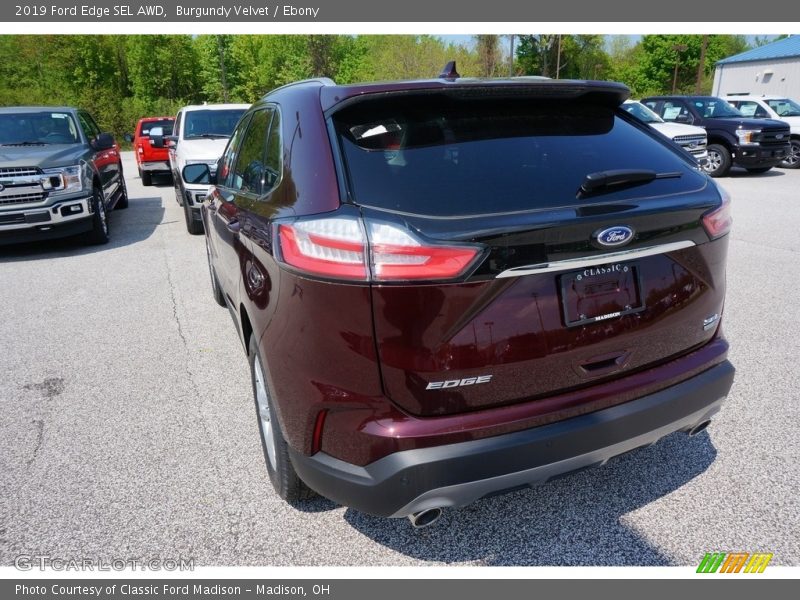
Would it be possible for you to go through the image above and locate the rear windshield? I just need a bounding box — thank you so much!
[332,95,704,217]
[139,119,174,136]
[184,109,246,139]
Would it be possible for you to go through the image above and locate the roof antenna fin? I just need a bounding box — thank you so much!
[439,61,460,80]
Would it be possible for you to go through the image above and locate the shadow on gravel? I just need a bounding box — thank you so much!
[344,430,717,565]
[0,196,165,262]
[727,168,786,178]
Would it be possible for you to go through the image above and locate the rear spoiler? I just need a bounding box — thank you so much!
[322,79,631,115]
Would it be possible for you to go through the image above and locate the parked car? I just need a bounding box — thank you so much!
[190,71,735,527]
[724,94,800,169]
[128,116,175,185]
[622,100,708,164]
[641,95,791,177]
[0,106,127,246]
[167,103,249,234]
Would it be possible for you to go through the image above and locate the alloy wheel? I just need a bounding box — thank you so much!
[253,355,277,470]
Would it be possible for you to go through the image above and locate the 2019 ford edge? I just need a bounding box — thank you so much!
[190,72,735,526]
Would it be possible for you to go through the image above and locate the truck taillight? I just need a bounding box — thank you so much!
[278,217,482,282]
[702,184,732,239]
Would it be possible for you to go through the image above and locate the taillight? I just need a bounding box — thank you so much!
[278,216,482,282]
[278,218,368,280]
[702,184,732,239]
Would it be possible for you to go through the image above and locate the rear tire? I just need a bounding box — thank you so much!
[184,200,203,235]
[746,167,772,174]
[141,170,152,186]
[206,237,226,307]
[703,144,732,177]
[174,179,184,206]
[116,174,129,209]
[780,140,800,169]
[248,335,315,503]
[85,187,109,245]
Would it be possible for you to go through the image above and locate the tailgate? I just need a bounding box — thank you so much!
[330,90,728,417]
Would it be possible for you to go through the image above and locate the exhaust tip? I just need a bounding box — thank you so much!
[687,420,712,437]
[408,507,442,529]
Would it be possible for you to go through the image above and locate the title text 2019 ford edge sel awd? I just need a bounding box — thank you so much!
[189,71,735,527]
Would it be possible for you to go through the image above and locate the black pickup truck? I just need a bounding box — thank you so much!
[642,95,791,177]
[0,106,127,246]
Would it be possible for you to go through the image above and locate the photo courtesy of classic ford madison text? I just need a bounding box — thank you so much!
[1,33,798,567]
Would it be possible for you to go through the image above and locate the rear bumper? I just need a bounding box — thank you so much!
[140,160,170,173]
[289,360,734,517]
[735,143,791,167]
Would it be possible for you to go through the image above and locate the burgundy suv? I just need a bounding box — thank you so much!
[189,70,734,528]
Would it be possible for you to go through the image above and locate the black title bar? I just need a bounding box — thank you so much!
[3,0,800,22]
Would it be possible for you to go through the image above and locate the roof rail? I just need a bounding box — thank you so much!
[268,77,336,95]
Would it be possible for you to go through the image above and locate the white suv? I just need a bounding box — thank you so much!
[623,100,708,164]
[168,103,250,234]
[724,95,800,169]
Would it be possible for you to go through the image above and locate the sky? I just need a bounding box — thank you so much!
[439,34,779,53]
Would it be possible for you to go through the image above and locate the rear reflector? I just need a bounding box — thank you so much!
[702,185,732,239]
[278,216,481,282]
[311,409,328,455]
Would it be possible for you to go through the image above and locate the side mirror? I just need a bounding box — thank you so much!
[123,133,133,143]
[182,163,215,186]
[94,132,115,150]
[675,113,692,124]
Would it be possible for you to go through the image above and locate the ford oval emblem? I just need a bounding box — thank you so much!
[595,226,635,248]
[0,184,4,192]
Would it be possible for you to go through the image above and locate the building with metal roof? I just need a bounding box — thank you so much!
[712,36,800,99]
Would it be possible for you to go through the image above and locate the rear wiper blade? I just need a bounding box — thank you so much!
[577,169,682,198]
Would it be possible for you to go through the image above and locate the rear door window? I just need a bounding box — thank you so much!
[662,101,690,121]
[78,112,100,141]
[332,96,705,217]
[229,108,273,196]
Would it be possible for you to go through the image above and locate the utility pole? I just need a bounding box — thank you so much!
[509,34,515,76]
[556,34,562,79]
[672,43,688,93]
[217,35,229,103]
[696,35,709,93]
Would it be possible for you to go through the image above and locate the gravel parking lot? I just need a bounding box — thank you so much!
[1,153,798,566]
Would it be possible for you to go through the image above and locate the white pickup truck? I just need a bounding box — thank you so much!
[725,94,800,169]
[623,100,708,165]
[166,103,249,234]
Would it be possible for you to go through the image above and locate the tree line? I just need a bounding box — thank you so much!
[0,34,772,138]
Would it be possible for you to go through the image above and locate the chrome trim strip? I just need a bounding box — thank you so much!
[496,240,696,278]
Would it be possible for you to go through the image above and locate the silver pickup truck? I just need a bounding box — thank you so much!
[0,106,127,246]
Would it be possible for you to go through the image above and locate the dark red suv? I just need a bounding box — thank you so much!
[189,70,735,528]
